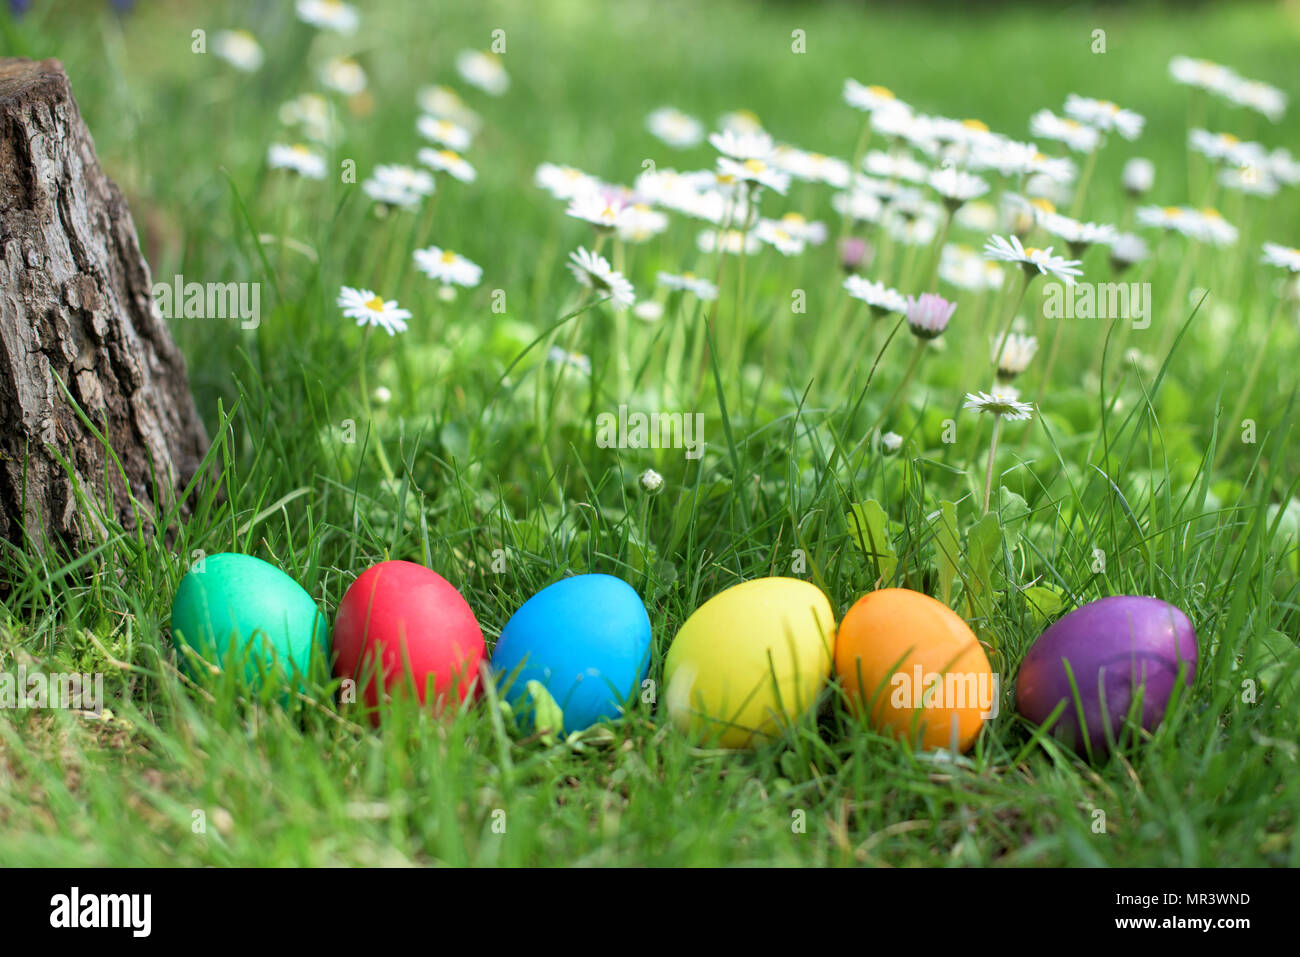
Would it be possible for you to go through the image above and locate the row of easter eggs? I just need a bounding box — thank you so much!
[168,553,1198,753]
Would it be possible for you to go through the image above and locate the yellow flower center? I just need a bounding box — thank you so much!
[782,212,806,224]
[1031,198,1056,213]
[962,119,989,132]
[440,251,457,264]
[1201,208,1222,219]
[809,153,826,162]
[1221,133,1239,145]
[1024,247,1042,257]
[291,144,312,155]
[743,158,766,174]
[1164,206,1183,217]
[867,85,894,98]
[440,150,461,162]
[365,296,385,311]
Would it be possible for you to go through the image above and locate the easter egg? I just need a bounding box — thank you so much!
[491,574,652,732]
[1015,596,1197,752]
[169,552,329,683]
[333,560,485,712]
[834,588,994,752]
[663,577,834,748]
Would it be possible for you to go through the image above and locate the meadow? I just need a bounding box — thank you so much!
[1,0,1299,866]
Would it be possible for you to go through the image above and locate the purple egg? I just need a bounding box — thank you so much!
[1015,596,1197,753]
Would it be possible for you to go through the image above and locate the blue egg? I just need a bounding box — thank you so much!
[491,574,652,732]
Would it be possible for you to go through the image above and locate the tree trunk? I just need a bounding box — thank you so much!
[0,57,208,554]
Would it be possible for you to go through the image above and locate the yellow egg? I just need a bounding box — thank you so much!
[834,588,994,752]
[663,578,835,748]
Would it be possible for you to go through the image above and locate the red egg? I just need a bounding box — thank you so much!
[333,560,485,717]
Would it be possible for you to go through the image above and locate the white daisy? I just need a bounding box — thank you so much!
[647,107,705,148]
[535,163,602,201]
[338,287,410,336]
[1122,157,1155,196]
[617,204,671,243]
[1064,94,1144,140]
[456,50,508,95]
[964,388,1035,421]
[831,188,885,224]
[1107,232,1150,270]
[885,210,941,246]
[417,85,481,132]
[880,431,904,454]
[1189,129,1267,167]
[697,228,761,255]
[991,332,1038,381]
[774,212,828,245]
[1269,148,1300,186]
[1224,77,1286,122]
[1262,243,1300,272]
[321,57,366,96]
[1169,56,1237,95]
[1029,109,1099,154]
[267,143,326,179]
[709,128,774,161]
[565,190,633,231]
[769,146,851,189]
[363,164,435,209]
[843,275,907,315]
[639,468,665,493]
[955,200,998,233]
[417,115,472,151]
[633,301,664,322]
[717,109,764,135]
[213,30,264,73]
[710,129,789,193]
[971,139,1076,184]
[940,244,1004,292]
[1036,210,1118,250]
[754,219,806,256]
[928,165,989,208]
[1219,165,1279,197]
[279,93,338,144]
[843,80,904,113]
[295,0,359,34]
[657,271,719,300]
[983,234,1083,285]
[419,148,477,183]
[414,246,482,287]
[864,150,929,184]
[568,247,635,308]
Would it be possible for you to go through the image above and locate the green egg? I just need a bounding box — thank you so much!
[169,552,329,686]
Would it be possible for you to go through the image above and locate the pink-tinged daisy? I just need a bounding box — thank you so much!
[905,293,956,339]
[568,247,635,308]
[1262,243,1300,273]
[268,143,326,179]
[338,287,411,336]
[456,50,508,95]
[843,276,907,315]
[418,148,477,183]
[296,0,359,34]
[646,107,705,148]
[414,246,482,287]
[1063,94,1144,140]
[417,115,472,151]
[983,234,1083,285]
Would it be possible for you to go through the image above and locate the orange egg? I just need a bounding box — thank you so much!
[834,588,995,752]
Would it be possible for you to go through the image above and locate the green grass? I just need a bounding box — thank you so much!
[2,0,1299,866]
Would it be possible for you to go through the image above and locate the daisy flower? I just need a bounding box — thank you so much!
[618,204,670,243]
[775,212,828,245]
[983,234,1083,284]
[865,150,929,184]
[879,431,904,454]
[633,301,664,322]
[338,287,410,336]
[1136,205,1193,233]
[1262,243,1300,273]
[279,93,337,143]
[456,50,508,95]
[710,129,790,194]
[1269,148,1300,186]
[928,166,989,209]
[1107,232,1150,272]
[843,276,907,315]
[568,247,635,308]
[657,271,719,300]
[321,56,366,96]
[955,200,998,233]
[1036,210,1118,251]
[419,148,477,183]
[566,189,634,231]
[213,30,263,72]
[697,228,761,255]
[267,143,326,179]
[1122,157,1155,196]
[964,388,1034,421]
[1193,208,1239,246]
[647,107,705,148]
[547,346,591,375]
[1225,77,1286,122]
[418,85,481,132]
[1029,109,1099,154]
[1168,56,1238,95]
[535,163,602,201]
[363,164,435,209]
[414,246,482,287]
[770,147,851,189]
[971,139,1075,184]
[1064,94,1144,140]
[940,244,1004,291]
[639,468,665,493]
[905,293,956,339]
[843,79,903,113]
[755,219,806,256]
[885,210,940,247]
[991,332,1038,381]
[1188,129,1267,167]
[1219,165,1279,197]
[831,188,885,224]
[717,109,764,135]
[417,115,472,151]
[295,0,359,34]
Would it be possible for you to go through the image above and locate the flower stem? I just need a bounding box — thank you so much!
[867,337,925,435]
[982,413,1004,515]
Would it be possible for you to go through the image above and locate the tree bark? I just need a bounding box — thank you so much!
[0,57,208,553]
